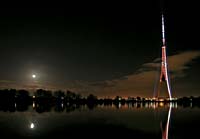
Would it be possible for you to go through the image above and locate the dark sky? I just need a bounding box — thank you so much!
[0,1,200,97]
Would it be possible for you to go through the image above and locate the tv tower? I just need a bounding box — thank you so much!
[155,14,172,101]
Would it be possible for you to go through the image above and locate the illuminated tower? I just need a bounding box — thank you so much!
[155,14,172,101]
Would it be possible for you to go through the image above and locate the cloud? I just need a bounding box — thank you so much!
[0,80,18,89]
[0,80,15,83]
[106,51,200,96]
[84,51,200,98]
[142,51,200,78]
[0,80,58,91]
[1,51,200,98]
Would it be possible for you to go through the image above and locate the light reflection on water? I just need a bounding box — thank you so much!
[0,102,199,139]
[161,103,172,139]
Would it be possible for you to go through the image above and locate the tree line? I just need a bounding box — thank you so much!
[0,89,200,113]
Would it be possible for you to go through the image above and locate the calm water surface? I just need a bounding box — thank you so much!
[0,103,199,139]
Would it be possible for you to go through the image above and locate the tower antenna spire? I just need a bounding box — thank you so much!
[162,14,166,46]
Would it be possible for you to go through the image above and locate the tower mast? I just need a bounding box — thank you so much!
[156,14,172,101]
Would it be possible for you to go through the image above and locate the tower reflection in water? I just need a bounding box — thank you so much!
[160,103,172,139]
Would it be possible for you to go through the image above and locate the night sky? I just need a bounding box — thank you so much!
[0,1,200,97]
